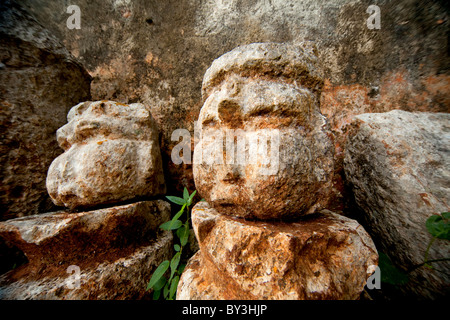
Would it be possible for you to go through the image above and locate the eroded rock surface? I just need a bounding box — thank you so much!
[0,233,172,300]
[0,200,172,299]
[177,201,378,300]
[344,110,450,299]
[0,0,91,220]
[194,43,335,220]
[46,100,166,209]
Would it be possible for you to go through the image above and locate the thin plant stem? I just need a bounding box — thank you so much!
[424,236,436,264]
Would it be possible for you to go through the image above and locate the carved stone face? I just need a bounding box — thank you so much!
[46,101,166,209]
[193,75,335,220]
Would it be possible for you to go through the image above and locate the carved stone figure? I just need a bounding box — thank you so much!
[46,100,166,209]
[194,43,335,219]
[179,43,378,300]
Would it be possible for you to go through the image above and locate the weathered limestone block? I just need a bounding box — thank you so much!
[0,0,91,220]
[177,251,240,300]
[0,233,172,300]
[0,200,172,299]
[46,100,166,209]
[193,43,335,220]
[177,201,378,300]
[344,110,450,299]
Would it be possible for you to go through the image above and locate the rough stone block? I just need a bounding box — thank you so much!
[0,200,172,299]
[344,110,450,299]
[177,202,378,300]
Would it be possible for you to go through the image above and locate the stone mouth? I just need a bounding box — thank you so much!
[213,200,235,207]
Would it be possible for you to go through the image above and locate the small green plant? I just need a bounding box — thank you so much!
[146,187,197,300]
[421,212,450,269]
[378,212,450,287]
[378,252,409,285]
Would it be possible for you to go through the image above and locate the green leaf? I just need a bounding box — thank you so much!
[174,244,181,252]
[183,187,189,202]
[152,289,161,300]
[160,220,183,231]
[178,263,186,274]
[163,281,170,298]
[152,276,167,291]
[169,276,180,300]
[147,260,169,290]
[166,196,186,206]
[170,252,181,279]
[426,213,450,240]
[179,223,190,247]
[176,225,184,240]
[187,190,197,206]
[378,252,409,285]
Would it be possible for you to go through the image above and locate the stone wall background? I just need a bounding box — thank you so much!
[0,0,91,221]
[19,0,449,207]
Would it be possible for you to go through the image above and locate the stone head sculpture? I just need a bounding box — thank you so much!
[46,100,165,209]
[193,43,335,220]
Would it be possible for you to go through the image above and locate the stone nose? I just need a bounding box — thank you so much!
[219,163,244,183]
